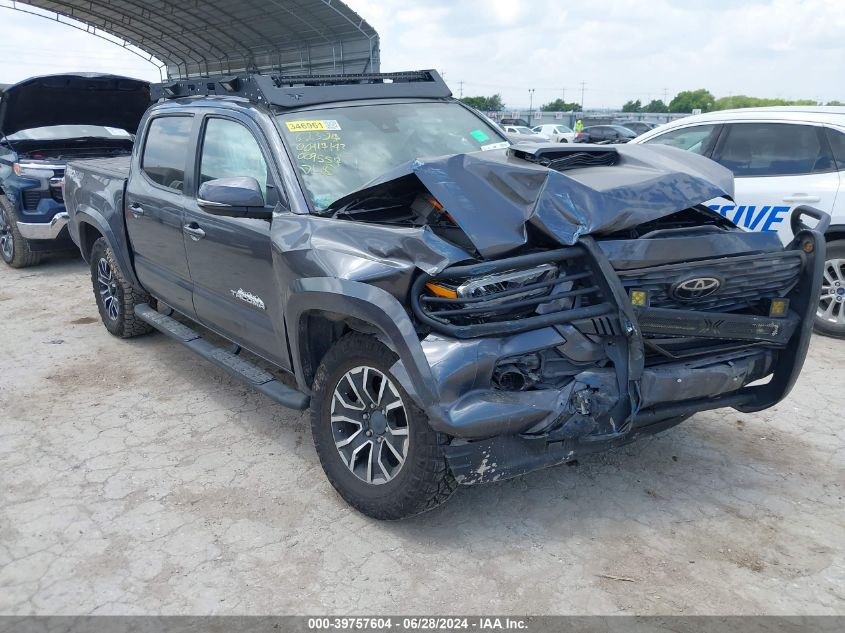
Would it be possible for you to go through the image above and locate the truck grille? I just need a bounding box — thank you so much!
[50,178,64,203]
[617,251,804,312]
[22,189,43,210]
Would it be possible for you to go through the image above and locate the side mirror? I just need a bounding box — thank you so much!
[197,177,271,220]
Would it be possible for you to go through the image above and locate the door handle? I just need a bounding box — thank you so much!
[183,223,206,241]
[783,194,821,203]
[128,203,145,217]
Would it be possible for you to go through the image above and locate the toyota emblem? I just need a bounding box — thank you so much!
[670,276,722,301]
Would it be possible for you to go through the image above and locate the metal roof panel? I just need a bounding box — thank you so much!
[11,0,380,79]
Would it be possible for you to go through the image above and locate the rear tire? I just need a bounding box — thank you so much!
[89,237,153,338]
[814,239,845,339]
[310,333,456,520]
[0,195,42,268]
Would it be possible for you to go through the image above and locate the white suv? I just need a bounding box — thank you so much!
[531,123,576,143]
[632,107,845,338]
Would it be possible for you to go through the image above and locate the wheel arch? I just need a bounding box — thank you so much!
[72,207,142,289]
[285,278,441,412]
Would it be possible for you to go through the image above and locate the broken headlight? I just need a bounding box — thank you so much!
[458,264,558,303]
[424,264,560,322]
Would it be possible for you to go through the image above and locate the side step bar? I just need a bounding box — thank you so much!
[135,304,309,411]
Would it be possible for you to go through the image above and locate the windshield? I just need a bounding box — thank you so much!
[513,126,535,134]
[6,125,132,141]
[277,102,508,210]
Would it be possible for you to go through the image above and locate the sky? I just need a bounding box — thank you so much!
[1,0,844,109]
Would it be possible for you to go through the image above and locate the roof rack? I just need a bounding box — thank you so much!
[151,70,451,108]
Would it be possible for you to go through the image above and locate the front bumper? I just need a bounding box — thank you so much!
[17,212,70,240]
[409,220,826,484]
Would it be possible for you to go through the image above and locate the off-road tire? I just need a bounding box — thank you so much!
[89,237,153,338]
[814,239,845,339]
[311,333,457,520]
[0,194,42,268]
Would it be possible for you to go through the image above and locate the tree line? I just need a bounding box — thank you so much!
[460,94,581,112]
[461,90,843,114]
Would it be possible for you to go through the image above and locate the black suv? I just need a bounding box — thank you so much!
[63,71,827,519]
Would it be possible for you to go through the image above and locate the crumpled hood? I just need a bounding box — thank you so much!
[343,143,734,259]
[0,73,151,137]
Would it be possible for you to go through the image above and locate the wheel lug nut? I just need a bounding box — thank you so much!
[366,430,373,437]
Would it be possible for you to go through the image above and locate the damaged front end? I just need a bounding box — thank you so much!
[280,142,827,486]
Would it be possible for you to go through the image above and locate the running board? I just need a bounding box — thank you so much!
[134,304,309,411]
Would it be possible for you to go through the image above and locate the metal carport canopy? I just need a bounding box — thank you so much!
[9,0,380,79]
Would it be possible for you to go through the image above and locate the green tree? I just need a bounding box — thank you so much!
[827,100,845,106]
[622,99,642,113]
[541,98,581,112]
[713,95,816,110]
[669,89,716,113]
[460,94,505,111]
[643,99,669,113]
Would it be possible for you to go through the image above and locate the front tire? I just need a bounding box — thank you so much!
[310,334,456,519]
[0,195,42,268]
[814,239,845,339]
[89,237,153,338]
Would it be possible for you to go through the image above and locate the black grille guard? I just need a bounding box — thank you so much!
[633,226,826,420]
[412,208,827,425]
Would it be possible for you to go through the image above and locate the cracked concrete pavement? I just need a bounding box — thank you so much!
[1,257,843,615]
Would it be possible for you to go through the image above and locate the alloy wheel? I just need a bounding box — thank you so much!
[818,257,845,326]
[0,207,13,262]
[97,257,121,321]
[330,366,410,485]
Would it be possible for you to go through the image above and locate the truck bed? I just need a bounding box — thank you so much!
[64,155,133,274]
[67,155,132,180]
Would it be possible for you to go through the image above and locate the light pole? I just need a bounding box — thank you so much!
[529,88,535,119]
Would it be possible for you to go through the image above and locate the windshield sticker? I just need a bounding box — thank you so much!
[285,119,342,132]
[480,141,509,151]
[470,129,491,143]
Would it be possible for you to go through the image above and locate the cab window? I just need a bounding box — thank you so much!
[713,123,834,177]
[199,118,269,198]
[141,116,193,191]
[643,124,717,155]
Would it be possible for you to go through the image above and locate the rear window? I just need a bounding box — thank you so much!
[713,123,834,177]
[824,127,845,170]
[141,116,193,191]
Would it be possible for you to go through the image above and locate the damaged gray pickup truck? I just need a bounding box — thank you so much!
[64,71,828,519]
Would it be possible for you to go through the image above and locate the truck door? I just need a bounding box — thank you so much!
[125,114,196,316]
[182,114,288,369]
[708,122,840,243]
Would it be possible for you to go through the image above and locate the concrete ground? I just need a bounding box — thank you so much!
[0,256,843,616]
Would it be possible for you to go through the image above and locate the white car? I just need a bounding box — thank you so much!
[632,107,845,338]
[503,125,550,142]
[531,123,576,143]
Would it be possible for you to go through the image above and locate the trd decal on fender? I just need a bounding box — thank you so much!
[230,288,266,310]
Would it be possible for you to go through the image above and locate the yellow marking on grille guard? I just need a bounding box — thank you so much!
[629,289,648,307]
[425,282,458,299]
[769,298,789,318]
